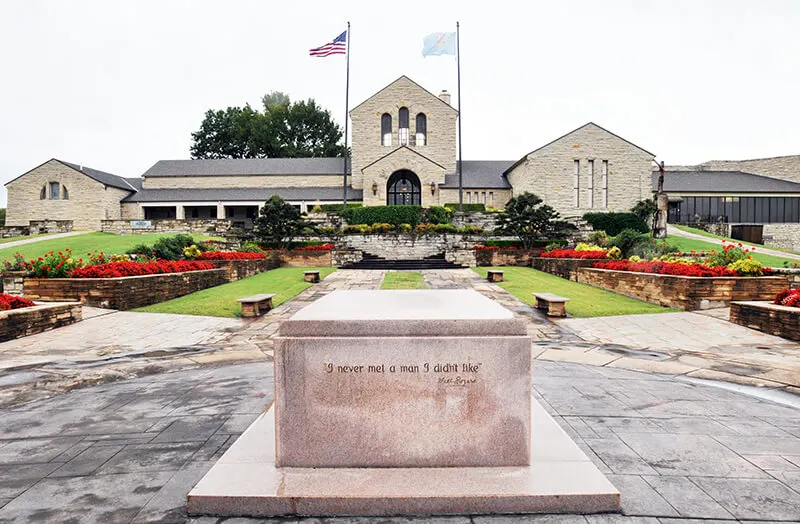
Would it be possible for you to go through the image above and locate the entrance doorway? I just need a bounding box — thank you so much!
[386,170,421,206]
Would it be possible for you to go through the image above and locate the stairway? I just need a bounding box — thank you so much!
[340,252,465,270]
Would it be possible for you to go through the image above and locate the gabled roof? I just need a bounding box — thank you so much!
[654,170,800,193]
[361,145,447,172]
[122,186,363,203]
[350,75,457,114]
[503,122,656,175]
[439,161,514,189]
[143,158,349,177]
[5,158,136,191]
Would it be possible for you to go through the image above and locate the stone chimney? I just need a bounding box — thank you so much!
[438,90,451,106]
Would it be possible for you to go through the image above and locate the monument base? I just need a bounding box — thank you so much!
[187,399,620,517]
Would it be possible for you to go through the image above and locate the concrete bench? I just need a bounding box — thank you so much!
[487,270,504,283]
[532,293,569,317]
[237,293,276,318]
[304,270,321,283]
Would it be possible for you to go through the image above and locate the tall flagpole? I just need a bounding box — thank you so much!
[342,21,351,207]
[456,21,463,212]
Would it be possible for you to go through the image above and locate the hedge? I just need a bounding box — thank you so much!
[445,203,486,212]
[583,212,648,236]
[341,206,451,226]
[485,239,559,248]
[318,203,363,212]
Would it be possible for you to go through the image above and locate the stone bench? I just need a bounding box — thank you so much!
[487,270,504,283]
[237,293,276,318]
[304,270,321,283]
[532,292,569,317]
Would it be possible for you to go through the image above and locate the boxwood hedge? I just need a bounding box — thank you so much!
[583,212,648,236]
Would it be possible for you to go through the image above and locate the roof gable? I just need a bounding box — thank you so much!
[350,75,457,114]
[4,158,135,192]
[361,145,447,172]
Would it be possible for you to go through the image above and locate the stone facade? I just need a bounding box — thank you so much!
[23,268,229,310]
[439,189,513,210]
[531,257,607,281]
[360,147,446,207]
[6,159,132,230]
[0,302,82,343]
[506,123,654,218]
[100,219,232,235]
[576,268,789,310]
[730,301,800,341]
[350,76,457,191]
[762,223,800,252]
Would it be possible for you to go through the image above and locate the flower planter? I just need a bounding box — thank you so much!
[205,257,281,282]
[23,268,228,310]
[276,249,333,267]
[475,248,545,267]
[730,301,800,341]
[0,302,82,342]
[531,258,607,281]
[576,268,790,311]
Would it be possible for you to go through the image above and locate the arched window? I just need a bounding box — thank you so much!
[381,113,392,146]
[415,113,427,146]
[386,170,421,206]
[63,186,69,200]
[398,107,409,145]
[49,182,60,200]
[40,186,46,200]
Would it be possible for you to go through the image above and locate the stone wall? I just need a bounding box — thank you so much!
[332,249,363,267]
[2,272,27,295]
[451,212,498,231]
[730,301,800,341]
[29,220,73,234]
[0,302,82,342]
[277,250,332,267]
[205,257,282,282]
[0,226,30,239]
[532,258,607,281]
[767,268,800,288]
[762,223,800,252]
[576,268,789,310]
[336,234,478,260]
[100,219,233,235]
[506,123,654,216]
[439,189,513,210]
[476,248,545,267]
[23,268,229,310]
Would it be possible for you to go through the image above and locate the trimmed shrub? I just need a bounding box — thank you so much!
[319,203,363,212]
[421,206,452,225]
[343,206,423,226]
[583,212,648,236]
[608,229,650,258]
[444,203,486,212]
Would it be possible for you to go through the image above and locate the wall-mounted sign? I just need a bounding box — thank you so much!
[130,220,152,229]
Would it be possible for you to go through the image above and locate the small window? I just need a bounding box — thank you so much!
[415,113,427,146]
[587,160,594,208]
[49,182,60,200]
[191,208,199,218]
[63,186,69,200]
[489,192,494,206]
[381,113,392,146]
[573,160,580,207]
[601,160,609,208]
[40,186,46,200]
[399,107,409,145]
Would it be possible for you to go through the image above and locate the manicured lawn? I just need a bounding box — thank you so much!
[473,267,678,318]
[133,267,337,318]
[674,224,800,256]
[0,232,221,263]
[380,271,427,289]
[666,234,797,268]
[0,233,58,245]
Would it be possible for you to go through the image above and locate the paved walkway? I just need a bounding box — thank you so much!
[668,224,800,261]
[0,231,89,250]
[0,361,798,523]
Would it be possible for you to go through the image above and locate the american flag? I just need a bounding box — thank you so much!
[309,30,347,57]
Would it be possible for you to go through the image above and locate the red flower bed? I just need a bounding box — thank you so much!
[294,244,334,251]
[70,260,214,279]
[593,260,740,277]
[197,251,266,260]
[0,293,35,311]
[540,249,608,259]
[774,289,800,308]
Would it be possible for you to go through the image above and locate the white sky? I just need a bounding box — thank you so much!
[1,0,799,206]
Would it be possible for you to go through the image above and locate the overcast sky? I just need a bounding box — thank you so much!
[1,0,798,206]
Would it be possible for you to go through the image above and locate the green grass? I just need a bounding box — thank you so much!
[473,267,678,318]
[380,271,427,289]
[0,233,62,245]
[133,267,337,318]
[0,232,222,263]
[673,225,800,255]
[666,234,797,268]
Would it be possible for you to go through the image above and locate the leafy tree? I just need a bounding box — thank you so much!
[190,93,345,159]
[0,208,5,227]
[495,192,560,249]
[631,199,657,228]
[253,195,308,249]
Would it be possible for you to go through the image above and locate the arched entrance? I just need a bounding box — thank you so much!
[386,170,421,206]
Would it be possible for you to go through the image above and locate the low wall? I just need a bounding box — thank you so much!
[532,258,607,281]
[730,301,800,341]
[336,234,480,260]
[23,268,229,310]
[206,257,281,282]
[277,250,332,267]
[451,212,498,231]
[0,302,82,342]
[332,249,362,267]
[576,268,789,310]
[0,226,30,239]
[2,271,27,295]
[29,220,73,234]
[768,268,800,289]
[476,248,545,267]
[100,219,233,235]
[763,223,800,252]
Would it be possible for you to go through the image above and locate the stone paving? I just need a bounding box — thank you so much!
[0,231,89,250]
[0,360,798,523]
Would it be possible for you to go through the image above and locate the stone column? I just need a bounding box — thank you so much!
[217,203,226,220]
[176,205,185,220]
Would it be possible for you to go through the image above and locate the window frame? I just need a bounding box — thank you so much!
[381,113,392,146]
[415,113,427,146]
[48,181,60,200]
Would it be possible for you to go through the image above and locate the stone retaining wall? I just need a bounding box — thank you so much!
[100,219,232,235]
[206,257,282,282]
[0,302,82,342]
[276,250,332,267]
[476,248,545,267]
[29,220,73,234]
[531,258,607,281]
[2,272,27,295]
[451,212,498,231]
[23,268,229,310]
[336,234,480,260]
[730,301,800,341]
[768,268,800,289]
[576,268,789,310]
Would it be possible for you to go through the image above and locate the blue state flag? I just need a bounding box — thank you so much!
[422,32,456,57]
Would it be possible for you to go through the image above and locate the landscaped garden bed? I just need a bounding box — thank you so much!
[532,257,608,281]
[0,295,82,342]
[730,289,800,341]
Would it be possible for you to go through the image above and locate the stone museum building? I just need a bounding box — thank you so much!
[5,75,800,244]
